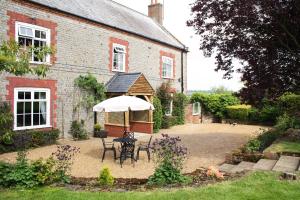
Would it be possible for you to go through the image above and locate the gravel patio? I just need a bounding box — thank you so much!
[0,124,265,178]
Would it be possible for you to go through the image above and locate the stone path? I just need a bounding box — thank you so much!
[219,156,300,174]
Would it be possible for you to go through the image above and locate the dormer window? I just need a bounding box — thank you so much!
[112,44,126,72]
[16,22,51,64]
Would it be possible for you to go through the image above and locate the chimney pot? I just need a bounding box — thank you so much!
[148,0,164,25]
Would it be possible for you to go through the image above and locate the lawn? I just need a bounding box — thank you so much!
[1,172,300,200]
[264,141,300,154]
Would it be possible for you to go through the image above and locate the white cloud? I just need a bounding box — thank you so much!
[113,0,243,91]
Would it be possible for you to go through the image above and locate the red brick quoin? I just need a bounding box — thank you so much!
[159,50,176,79]
[7,11,57,64]
[6,77,58,128]
[108,37,129,72]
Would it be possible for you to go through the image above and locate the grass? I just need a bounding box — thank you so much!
[264,141,300,154]
[1,172,300,200]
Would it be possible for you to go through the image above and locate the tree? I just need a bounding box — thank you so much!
[0,40,53,77]
[187,0,300,105]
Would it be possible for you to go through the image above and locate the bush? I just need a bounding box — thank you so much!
[153,96,163,133]
[191,93,240,120]
[257,129,281,151]
[278,93,300,117]
[275,114,300,131]
[148,134,190,185]
[259,105,281,124]
[226,105,252,121]
[69,120,88,140]
[98,167,114,186]
[172,93,188,125]
[0,129,60,153]
[161,116,177,129]
[94,124,101,131]
[244,138,261,153]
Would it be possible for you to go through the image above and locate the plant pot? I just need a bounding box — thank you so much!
[94,130,108,138]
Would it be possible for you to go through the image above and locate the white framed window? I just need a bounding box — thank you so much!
[14,88,51,130]
[192,102,201,115]
[162,56,174,79]
[15,22,51,64]
[165,100,173,116]
[112,43,126,72]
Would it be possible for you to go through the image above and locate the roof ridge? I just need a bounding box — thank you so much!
[109,0,150,20]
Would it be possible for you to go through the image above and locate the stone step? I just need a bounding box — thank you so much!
[272,156,300,172]
[253,159,278,171]
[219,164,236,173]
[230,161,255,173]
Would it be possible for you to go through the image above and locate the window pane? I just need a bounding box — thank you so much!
[18,92,25,99]
[35,30,41,38]
[33,102,39,113]
[41,31,46,39]
[25,92,31,99]
[26,27,33,37]
[40,92,46,99]
[17,115,24,127]
[18,37,25,46]
[34,92,39,100]
[33,114,40,125]
[17,102,24,114]
[25,102,32,114]
[39,102,47,113]
[24,114,31,126]
[40,113,47,125]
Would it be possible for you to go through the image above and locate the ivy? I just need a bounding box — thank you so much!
[156,82,173,115]
[153,96,163,133]
[172,93,189,125]
[74,74,106,111]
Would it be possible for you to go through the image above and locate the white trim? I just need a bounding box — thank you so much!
[162,56,174,79]
[192,102,201,116]
[13,87,51,131]
[112,43,126,72]
[15,21,51,64]
[165,100,173,116]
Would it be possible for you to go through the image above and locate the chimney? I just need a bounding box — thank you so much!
[148,0,164,25]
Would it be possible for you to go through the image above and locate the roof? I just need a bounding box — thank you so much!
[106,72,142,93]
[27,0,186,50]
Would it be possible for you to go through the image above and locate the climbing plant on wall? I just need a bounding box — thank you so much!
[156,82,173,115]
[74,74,106,112]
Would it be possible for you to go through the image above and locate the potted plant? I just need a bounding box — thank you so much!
[94,124,108,138]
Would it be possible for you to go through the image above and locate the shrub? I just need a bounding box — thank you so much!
[278,93,300,117]
[69,120,88,140]
[161,115,177,129]
[153,96,163,133]
[275,114,300,131]
[148,134,190,185]
[98,167,114,186]
[259,105,281,124]
[172,93,188,125]
[94,124,102,131]
[226,104,251,121]
[31,157,57,185]
[0,129,60,153]
[191,93,240,120]
[244,138,261,153]
[156,82,173,115]
[52,145,80,183]
[257,129,281,151]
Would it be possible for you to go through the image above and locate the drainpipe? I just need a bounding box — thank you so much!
[181,50,184,93]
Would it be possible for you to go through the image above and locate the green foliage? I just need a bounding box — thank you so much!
[161,116,177,129]
[226,105,252,121]
[98,167,114,186]
[156,82,173,115]
[257,130,281,151]
[244,138,261,153]
[148,162,191,186]
[74,74,106,111]
[191,93,240,119]
[69,120,88,140]
[0,129,59,154]
[259,105,281,124]
[0,40,53,77]
[94,124,102,131]
[30,157,57,185]
[153,96,163,133]
[275,114,300,131]
[278,93,300,115]
[172,93,188,125]
[0,102,14,145]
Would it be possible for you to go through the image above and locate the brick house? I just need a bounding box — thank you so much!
[0,0,188,137]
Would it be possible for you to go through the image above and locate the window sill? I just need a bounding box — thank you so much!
[192,113,200,116]
[162,77,175,80]
[112,70,125,73]
[30,61,52,66]
[14,125,52,131]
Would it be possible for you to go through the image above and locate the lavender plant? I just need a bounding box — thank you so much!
[148,134,190,185]
[52,145,80,182]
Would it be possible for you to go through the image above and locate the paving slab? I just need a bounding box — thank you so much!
[253,159,278,171]
[219,164,236,173]
[272,156,300,172]
[231,161,255,173]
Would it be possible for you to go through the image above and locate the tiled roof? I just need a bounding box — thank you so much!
[106,72,142,93]
[27,0,186,50]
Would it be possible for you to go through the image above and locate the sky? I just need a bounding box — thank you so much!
[113,0,243,91]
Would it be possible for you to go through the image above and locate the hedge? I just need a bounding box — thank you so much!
[0,129,60,153]
[226,105,252,121]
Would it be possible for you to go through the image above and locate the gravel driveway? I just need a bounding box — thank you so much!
[0,124,265,178]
